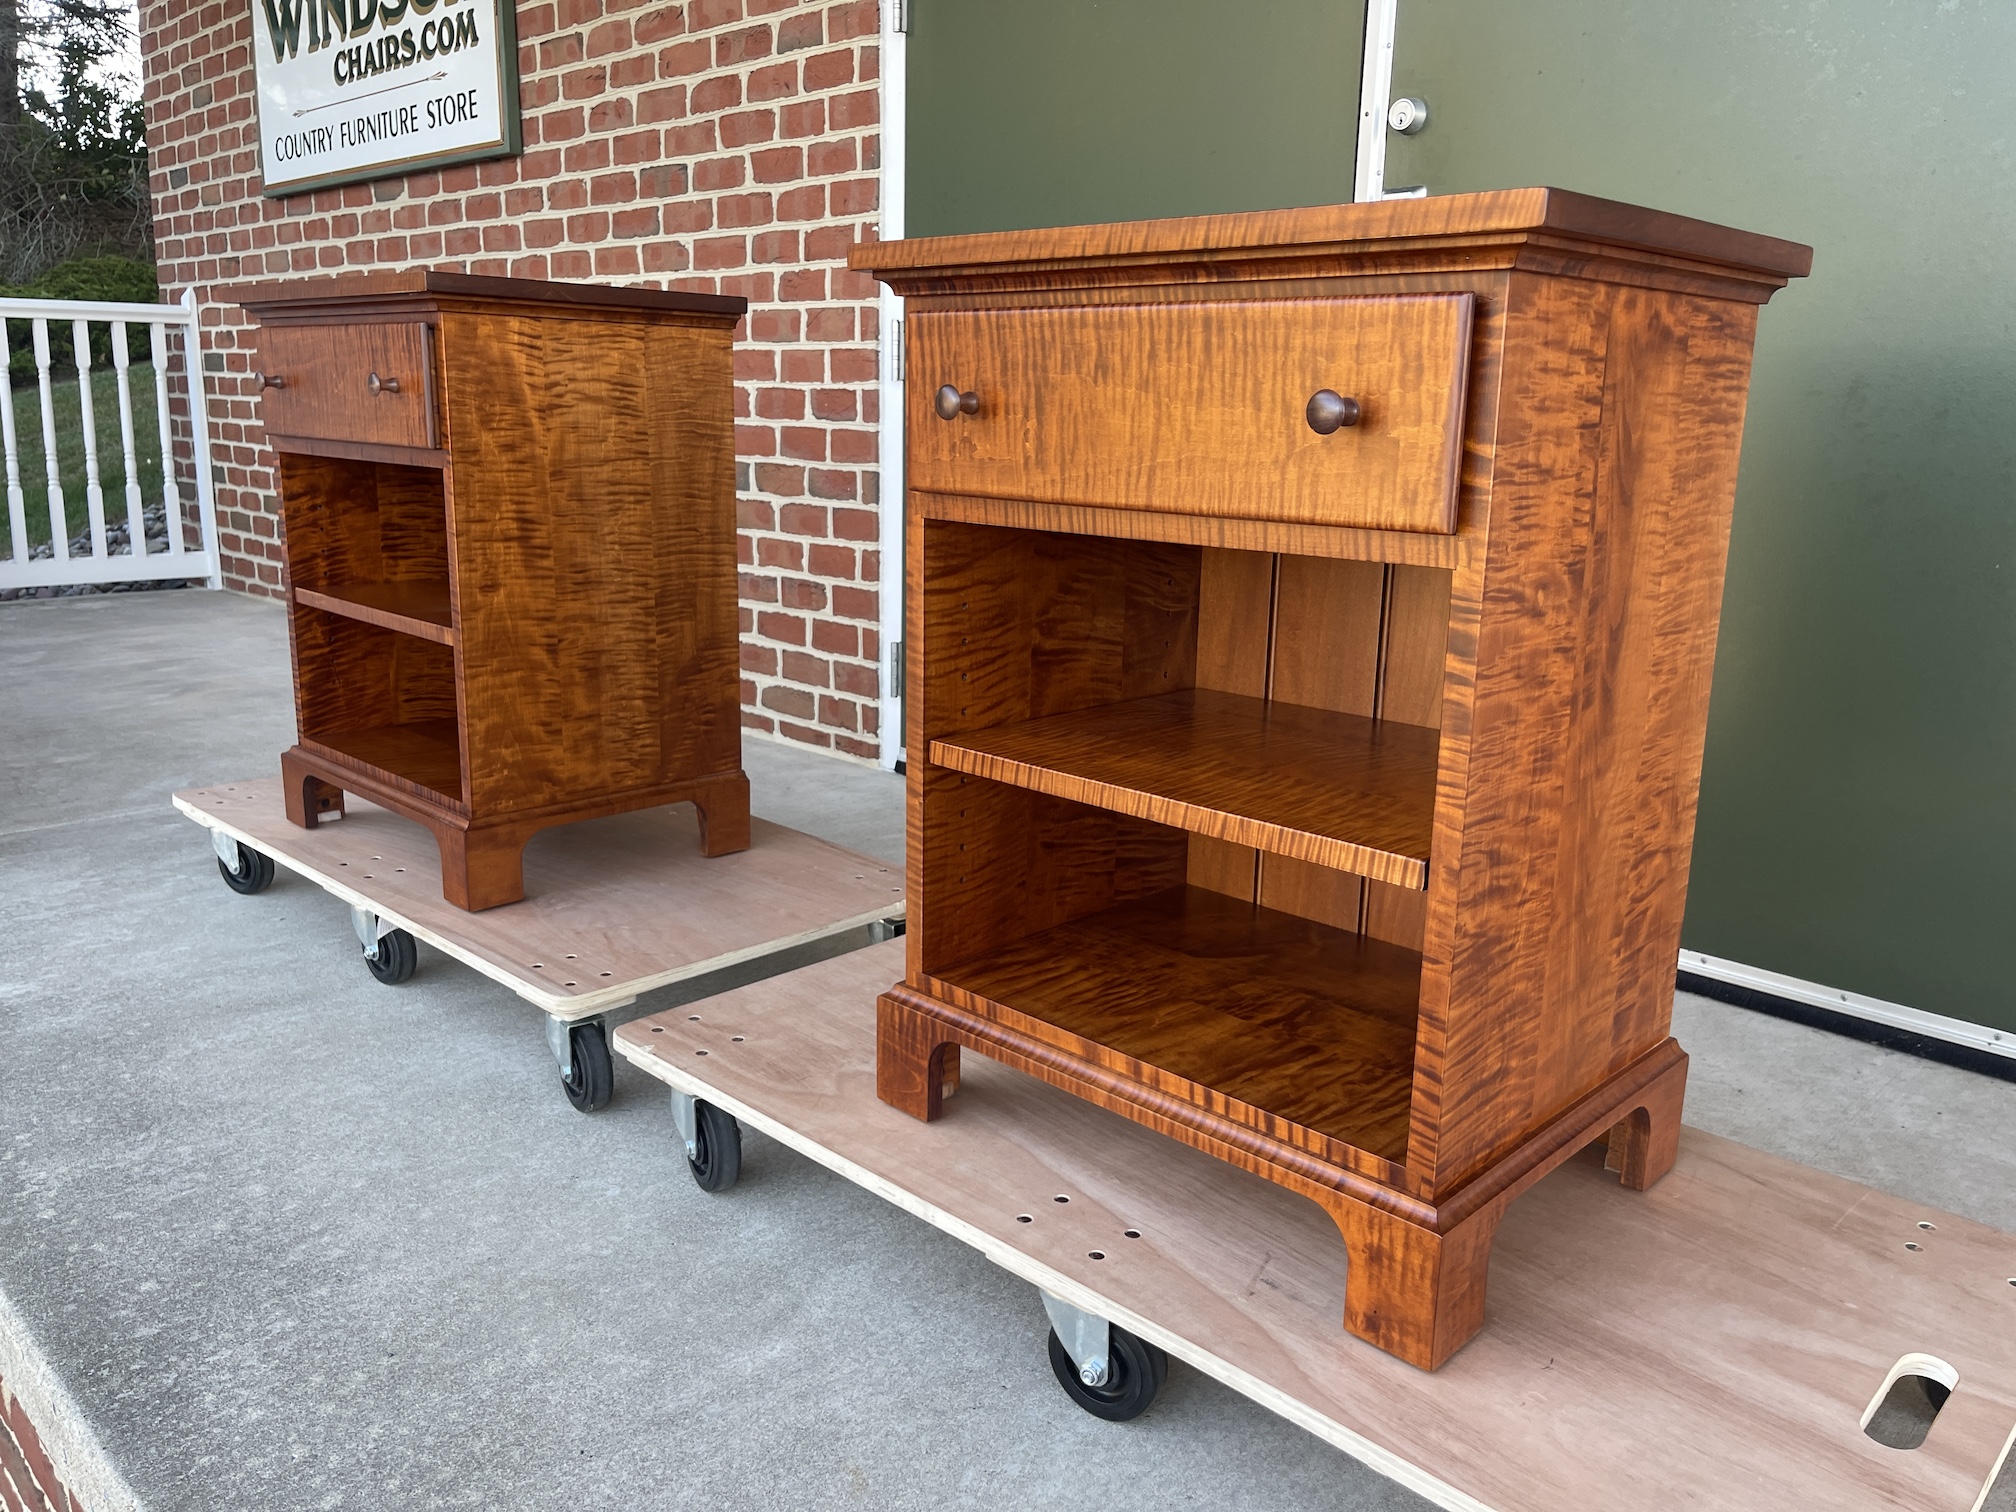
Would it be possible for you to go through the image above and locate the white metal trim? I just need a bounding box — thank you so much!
[1678,949,2016,1063]
[876,0,909,770]
[1353,0,1399,203]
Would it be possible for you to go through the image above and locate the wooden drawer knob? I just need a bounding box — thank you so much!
[367,371,402,396]
[254,372,286,390]
[934,384,980,419]
[1306,389,1362,434]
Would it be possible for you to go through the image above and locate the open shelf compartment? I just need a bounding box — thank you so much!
[292,607,465,805]
[933,883,1421,1162]
[277,451,454,647]
[930,687,1437,890]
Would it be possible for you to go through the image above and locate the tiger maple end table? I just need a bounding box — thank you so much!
[237,271,751,911]
[851,189,1813,1369]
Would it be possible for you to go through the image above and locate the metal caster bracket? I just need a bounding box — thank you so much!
[210,825,248,877]
[671,1088,702,1160]
[1042,1291,1113,1389]
[544,1013,591,1081]
[868,916,906,943]
[350,904,398,962]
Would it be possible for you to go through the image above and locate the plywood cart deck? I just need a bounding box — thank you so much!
[175,775,903,1109]
[616,940,2016,1512]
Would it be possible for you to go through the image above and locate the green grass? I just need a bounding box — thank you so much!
[2,363,168,560]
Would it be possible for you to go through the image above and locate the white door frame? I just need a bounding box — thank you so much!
[875,0,908,770]
[1354,0,1399,202]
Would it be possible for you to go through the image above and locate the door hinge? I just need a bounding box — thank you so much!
[889,642,905,699]
[889,0,911,34]
[886,317,904,381]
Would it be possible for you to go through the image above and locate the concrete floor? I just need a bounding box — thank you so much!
[2,590,2013,1512]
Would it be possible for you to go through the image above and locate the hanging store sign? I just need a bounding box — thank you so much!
[252,0,521,197]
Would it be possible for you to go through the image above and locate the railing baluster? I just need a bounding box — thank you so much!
[151,320,182,556]
[1,320,26,563]
[111,322,146,556]
[73,317,107,557]
[0,293,220,591]
[32,320,67,560]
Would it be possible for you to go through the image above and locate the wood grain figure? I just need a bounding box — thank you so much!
[855,190,1807,1368]
[243,272,751,910]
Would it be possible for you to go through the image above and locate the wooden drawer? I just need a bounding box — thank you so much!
[256,321,437,451]
[908,295,1475,534]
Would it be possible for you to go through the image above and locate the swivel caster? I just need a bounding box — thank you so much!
[547,1016,613,1113]
[673,1090,741,1192]
[1042,1292,1167,1421]
[351,906,416,985]
[212,831,274,894]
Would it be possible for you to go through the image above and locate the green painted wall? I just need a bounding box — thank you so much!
[1385,2,2016,1031]
[903,0,1364,237]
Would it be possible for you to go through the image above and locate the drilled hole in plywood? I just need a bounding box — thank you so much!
[563,981,577,987]
[1906,1242,1924,1252]
[695,1049,709,1057]
[599,972,612,978]
[565,953,577,960]
[1088,1251,1105,1261]
[730,1036,744,1043]
[688,1015,701,1022]
[1917,1221,1936,1231]
[1053,1195,1070,1204]
[1015,1215,1032,1224]
[532,963,544,969]
[1124,1229,1141,1239]
[650,1026,663,1034]
[1861,1353,1958,1451]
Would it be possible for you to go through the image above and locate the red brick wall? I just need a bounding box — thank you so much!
[0,1373,82,1512]
[141,0,888,761]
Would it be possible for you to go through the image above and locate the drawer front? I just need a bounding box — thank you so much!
[909,294,1474,534]
[256,321,436,451]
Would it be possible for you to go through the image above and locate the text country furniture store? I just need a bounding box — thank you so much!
[144,0,897,765]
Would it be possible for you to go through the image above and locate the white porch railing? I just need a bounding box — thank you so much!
[0,288,220,591]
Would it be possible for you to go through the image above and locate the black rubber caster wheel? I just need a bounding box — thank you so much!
[562,1020,613,1113]
[216,841,275,895]
[363,928,418,985]
[1047,1325,1168,1421]
[686,1100,742,1192]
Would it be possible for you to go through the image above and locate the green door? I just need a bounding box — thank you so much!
[905,0,1367,238]
[1384,3,2016,1033]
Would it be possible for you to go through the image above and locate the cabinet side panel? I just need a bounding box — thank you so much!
[1528,291,1758,1119]
[1425,276,1759,1193]
[442,313,741,814]
[1408,271,1613,1189]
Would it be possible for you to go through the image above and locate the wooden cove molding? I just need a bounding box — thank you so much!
[617,942,2016,1512]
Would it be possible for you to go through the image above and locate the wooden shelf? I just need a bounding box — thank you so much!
[309,719,463,802]
[295,581,455,645]
[935,885,1422,1161]
[930,689,1437,890]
